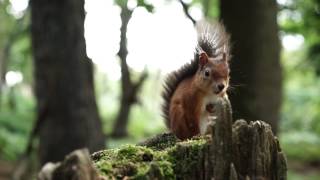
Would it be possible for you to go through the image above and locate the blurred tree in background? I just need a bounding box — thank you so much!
[30,0,105,164]
[111,0,152,138]
[220,0,282,134]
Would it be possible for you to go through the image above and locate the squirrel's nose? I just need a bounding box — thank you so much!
[215,84,225,94]
[218,84,225,91]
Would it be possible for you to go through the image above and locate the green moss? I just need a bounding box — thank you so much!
[137,133,179,150]
[117,145,153,161]
[93,145,175,179]
[167,138,208,178]
[93,136,209,179]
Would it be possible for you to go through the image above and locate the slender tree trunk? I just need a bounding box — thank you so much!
[111,6,133,138]
[220,0,282,134]
[0,45,8,87]
[111,5,147,138]
[0,44,8,106]
[30,0,105,165]
[0,28,13,107]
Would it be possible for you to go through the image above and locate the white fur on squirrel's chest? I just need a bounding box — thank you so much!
[199,94,220,135]
[199,93,229,135]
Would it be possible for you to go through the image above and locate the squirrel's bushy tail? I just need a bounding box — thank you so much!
[161,21,231,128]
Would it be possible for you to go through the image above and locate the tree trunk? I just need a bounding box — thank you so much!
[38,98,287,180]
[220,0,282,134]
[0,42,9,106]
[111,5,147,138]
[30,0,105,165]
[111,6,133,138]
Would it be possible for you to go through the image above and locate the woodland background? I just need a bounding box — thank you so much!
[0,0,320,179]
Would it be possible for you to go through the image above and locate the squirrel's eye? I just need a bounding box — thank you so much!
[204,70,210,77]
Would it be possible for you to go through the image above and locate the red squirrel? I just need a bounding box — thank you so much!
[162,22,231,140]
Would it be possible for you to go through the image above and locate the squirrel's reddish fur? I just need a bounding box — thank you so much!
[162,22,231,140]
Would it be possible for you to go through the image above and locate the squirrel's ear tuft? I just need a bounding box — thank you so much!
[199,52,208,67]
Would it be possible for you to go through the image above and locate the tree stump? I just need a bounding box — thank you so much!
[38,99,287,180]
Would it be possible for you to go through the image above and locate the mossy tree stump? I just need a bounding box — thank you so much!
[38,100,287,180]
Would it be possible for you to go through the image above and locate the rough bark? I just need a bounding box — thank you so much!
[38,99,287,180]
[220,0,282,134]
[30,0,105,165]
[38,149,99,180]
[111,4,147,138]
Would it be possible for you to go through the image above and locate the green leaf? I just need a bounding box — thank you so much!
[115,0,127,7]
[137,0,154,13]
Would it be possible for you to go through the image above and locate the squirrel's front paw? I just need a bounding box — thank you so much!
[204,116,216,134]
[208,116,217,121]
[207,116,217,126]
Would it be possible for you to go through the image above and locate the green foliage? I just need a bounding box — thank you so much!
[281,50,320,133]
[180,0,219,19]
[0,1,31,81]
[279,0,320,74]
[115,0,127,7]
[9,28,33,83]
[278,2,320,177]
[0,89,35,161]
[280,45,320,165]
[281,131,320,162]
[0,0,16,40]
[137,0,154,12]
[0,0,33,161]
